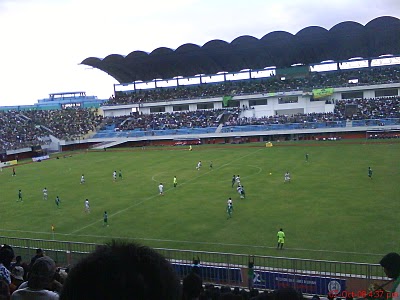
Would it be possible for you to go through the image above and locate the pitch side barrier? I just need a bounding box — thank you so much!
[0,236,388,296]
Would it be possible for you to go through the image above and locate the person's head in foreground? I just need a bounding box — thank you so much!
[60,240,181,300]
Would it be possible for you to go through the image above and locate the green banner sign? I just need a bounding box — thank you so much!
[312,88,334,99]
[222,95,233,107]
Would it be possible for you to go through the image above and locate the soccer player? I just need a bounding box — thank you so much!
[55,196,60,208]
[239,185,246,199]
[231,175,236,188]
[235,175,241,185]
[284,171,291,183]
[119,170,123,180]
[209,161,213,169]
[305,153,309,162]
[84,199,90,213]
[237,185,242,197]
[113,171,117,182]
[80,174,85,184]
[159,183,164,195]
[189,145,193,151]
[277,228,285,249]
[173,176,177,188]
[103,211,108,226]
[12,167,16,176]
[226,200,233,219]
[196,161,202,170]
[368,167,373,179]
[18,189,22,202]
[43,187,48,200]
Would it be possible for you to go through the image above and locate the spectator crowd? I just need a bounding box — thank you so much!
[100,96,400,132]
[0,108,103,152]
[1,89,399,152]
[106,66,400,105]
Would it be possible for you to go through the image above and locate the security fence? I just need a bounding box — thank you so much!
[0,236,389,296]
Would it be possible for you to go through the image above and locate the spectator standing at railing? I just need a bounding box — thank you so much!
[9,266,24,294]
[28,249,44,277]
[379,252,400,300]
[11,256,59,300]
[182,272,203,300]
[0,245,14,285]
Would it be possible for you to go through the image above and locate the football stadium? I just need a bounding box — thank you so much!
[1,15,400,299]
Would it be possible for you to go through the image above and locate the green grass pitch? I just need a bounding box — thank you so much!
[1,140,399,263]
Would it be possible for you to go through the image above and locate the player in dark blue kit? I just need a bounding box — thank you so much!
[368,167,373,179]
[104,211,109,226]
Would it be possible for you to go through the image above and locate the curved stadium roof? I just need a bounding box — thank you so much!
[81,16,400,84]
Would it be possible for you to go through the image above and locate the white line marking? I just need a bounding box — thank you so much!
[151,172,165,183]
[0,228,384,257]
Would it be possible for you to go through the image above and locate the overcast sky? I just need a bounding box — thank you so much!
[0,0,399,106]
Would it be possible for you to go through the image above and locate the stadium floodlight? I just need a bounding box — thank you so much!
[339,59,368,70]
[310,62,338,72]
[371,56,400,67]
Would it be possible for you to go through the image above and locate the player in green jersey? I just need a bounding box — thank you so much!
[104,211,108,226]
[55,196,60,208]
[277,229,285,249]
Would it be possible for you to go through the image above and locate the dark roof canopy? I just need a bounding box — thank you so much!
[81,16,400,83]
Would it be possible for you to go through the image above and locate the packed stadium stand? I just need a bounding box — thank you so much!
[105,66,400,105]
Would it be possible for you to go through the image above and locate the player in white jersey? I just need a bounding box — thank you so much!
[284,172,291,183]
[235,175,241,185]
[80,174,85,184]
[84,199,90,213]
[113,171,117,181]
[158,183,164,195]
[196,161,202,170]
[43,187,48,200]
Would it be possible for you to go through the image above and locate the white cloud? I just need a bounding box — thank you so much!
[0,0,398,106]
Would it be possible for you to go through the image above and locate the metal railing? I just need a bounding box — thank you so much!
[0,236,388,295]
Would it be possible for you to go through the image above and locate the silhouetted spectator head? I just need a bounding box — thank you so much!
[182,272,203,300]
[380,252,400,279]
[0,245,14,269]
[274,286,303,300]
[28,256,57,289]
[251,291,273,299]
[0,279,10,300]
[60,240,181,300]
[14,256,22,264]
